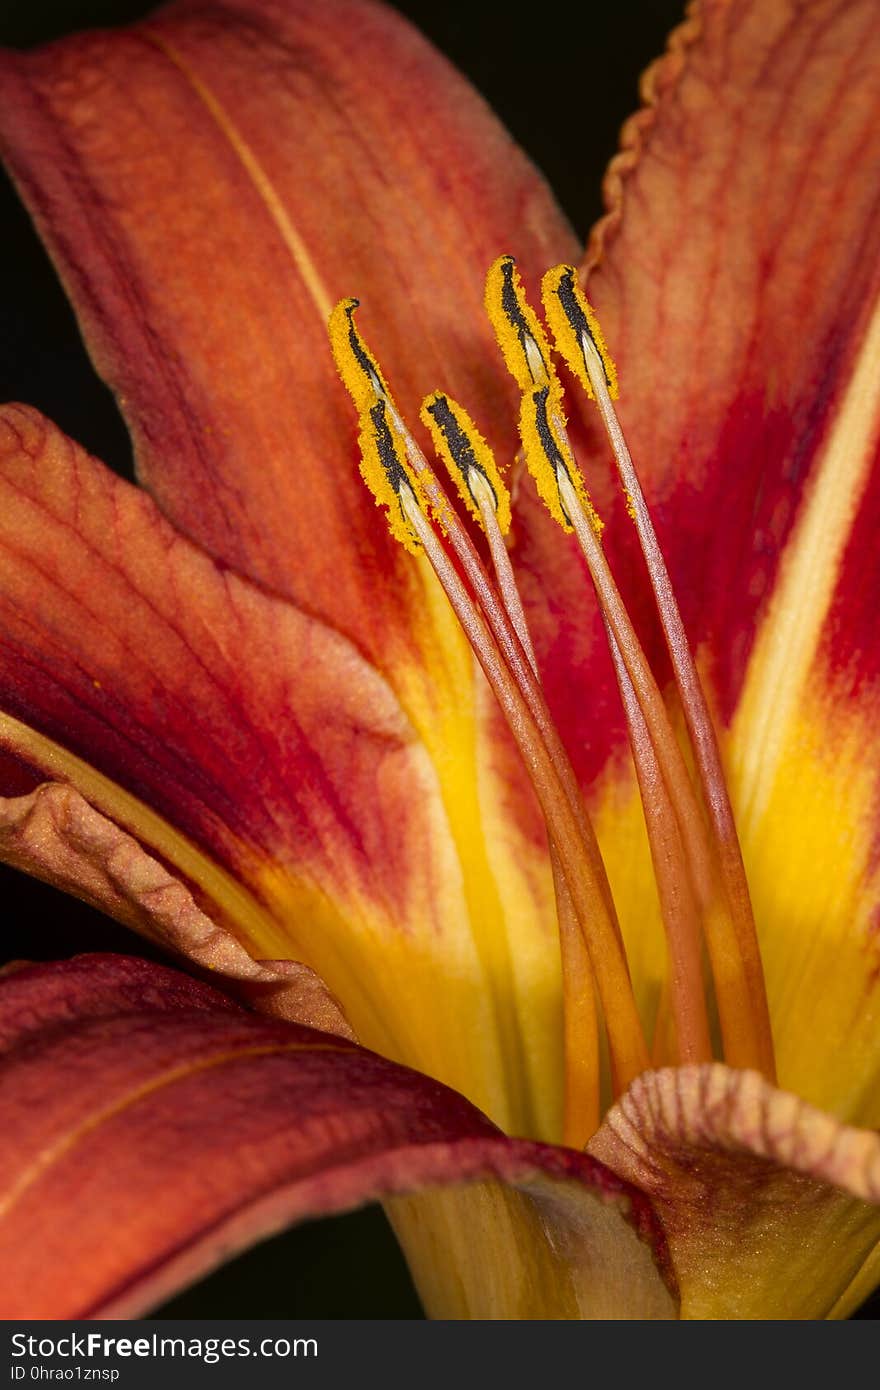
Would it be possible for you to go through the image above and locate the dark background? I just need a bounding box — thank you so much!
[1,0,875,1320]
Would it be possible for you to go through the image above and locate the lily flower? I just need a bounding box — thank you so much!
[0,0,879,1321]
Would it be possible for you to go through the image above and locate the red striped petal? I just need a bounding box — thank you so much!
[0,405,433,921]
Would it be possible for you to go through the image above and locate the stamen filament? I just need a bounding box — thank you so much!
[555,893,601,1145]
[558,465,765,1070]
[470,465,600,1144]
[556,467,714,900]
[579,330,775,1082]
[489,258,745,1080]
[469,468,534,667]
[604,621,712,1064]
[403,431,623,956]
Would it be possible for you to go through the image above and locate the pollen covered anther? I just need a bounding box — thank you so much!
[421,392,511,535]
[523,385,602,536]
[329,298,429,554]
[484,255,554,391]
[541,264,618,401]
[358,398,427,555]
[328,297,395,415]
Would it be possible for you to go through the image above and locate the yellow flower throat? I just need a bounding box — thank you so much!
[329,256,775,1147]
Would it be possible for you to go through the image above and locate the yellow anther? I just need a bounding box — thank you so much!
[328,298,397,415]
[519,386,602,536]
[541,265,618,401]
[421,392,511,536]
[485,256,555,393]
[328,299,431,554]
[356,397,428,556]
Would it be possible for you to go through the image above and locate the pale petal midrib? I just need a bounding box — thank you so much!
[144,32,334,324]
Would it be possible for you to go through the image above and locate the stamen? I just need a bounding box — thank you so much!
[479,266,743,1090]
[421,392,512,536]
[558,428,766,1074]
[523,384,602,535]
[558,468,714,1062]
[484,255,553,390]
[419,391,534,674]
[479,550,601,1142]
[555,466,712,894]
[358,400,428,555]
[328,296,393,413]
[541,264,618,400]
[543,265,776,1081]
[332,299,595,874]
[485,257,602,537]
[329,254,779,1139]
[329,299,430,554]
[555,889,600,1146]
[469,468,526,648]
[413,456,628,973]
[489,260,730,1073]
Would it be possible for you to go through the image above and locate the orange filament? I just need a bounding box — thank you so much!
[555,466,716,1066]
[604,621,711,1064]
[483,263,732,1068]
[468,461,600,1144]
[556,888,601,1146]
[596,367,774,1078]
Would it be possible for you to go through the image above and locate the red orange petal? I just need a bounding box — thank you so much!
[0,0,576,671]
[0,405,432,925]
[0,953,673,1319]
